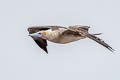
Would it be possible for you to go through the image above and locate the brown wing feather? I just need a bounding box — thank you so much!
[62,29,82,36]
[62,25,90,37]
[33,38,48,53]
[28,26,50,33]
[66,26,114,52]
[86,34,114,52]
[28,26,66,32]
[68,25,90,31]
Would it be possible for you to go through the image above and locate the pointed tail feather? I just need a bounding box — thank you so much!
[86,34,114,52]
[93,33,102,35]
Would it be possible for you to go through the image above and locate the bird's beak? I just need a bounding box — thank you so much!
[28,32,41,37]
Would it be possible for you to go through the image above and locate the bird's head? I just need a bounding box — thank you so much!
[29,31,47,38]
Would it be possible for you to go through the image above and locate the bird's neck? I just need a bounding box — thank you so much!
[41,30,59,40]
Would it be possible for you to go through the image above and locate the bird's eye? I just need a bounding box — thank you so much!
[38,33,41,34]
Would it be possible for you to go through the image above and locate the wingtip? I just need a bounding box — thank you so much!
[46,51,48,54]
[109,47,115,53]
[44,50,48,54]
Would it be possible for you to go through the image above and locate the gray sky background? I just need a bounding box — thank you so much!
[0,0,120,80]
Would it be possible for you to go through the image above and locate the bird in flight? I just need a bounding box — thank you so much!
[28,25,114,53]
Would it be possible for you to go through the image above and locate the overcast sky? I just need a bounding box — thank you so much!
[0,0,120,80]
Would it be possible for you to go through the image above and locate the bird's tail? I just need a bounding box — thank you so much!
[92,33,102,35]
[86,33,114,52]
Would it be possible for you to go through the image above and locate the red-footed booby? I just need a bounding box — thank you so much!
[28,25,114,53]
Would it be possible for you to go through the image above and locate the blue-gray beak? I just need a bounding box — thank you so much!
[29,32,41,37]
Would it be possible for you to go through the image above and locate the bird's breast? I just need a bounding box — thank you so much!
[44,29,85,44]
[47,33,85,44]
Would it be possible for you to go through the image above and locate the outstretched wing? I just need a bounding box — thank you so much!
[86,34,114,52]
[28,26,66,32]
[33,38,48,53]
[64,25,114,52]
[62,25,90,36]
